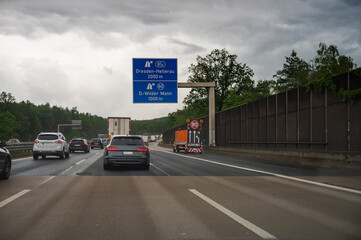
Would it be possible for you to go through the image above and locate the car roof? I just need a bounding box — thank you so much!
[112,135,141,138]
[39,132,62,135]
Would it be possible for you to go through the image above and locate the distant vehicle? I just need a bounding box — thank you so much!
[103,135,150,170]
[91,138,104,149]
[101,138,109,146]
[0,141,11,180]
[150,135,156,142]
[141,135,149,145]
[108,117,131,139]
[5,138,20,145]
[33,132,70,159]
[69,138,90,153]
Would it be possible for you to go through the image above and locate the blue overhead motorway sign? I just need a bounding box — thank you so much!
[133,58,177,103]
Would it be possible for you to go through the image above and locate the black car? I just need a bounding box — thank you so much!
[69,138,90,153]
[103,135,150,170]
[0,142,11,180]
[91,138,104,149]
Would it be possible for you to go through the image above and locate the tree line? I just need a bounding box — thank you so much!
[167,43,357,128]
[0,93,107,142]
[130,117,169,136]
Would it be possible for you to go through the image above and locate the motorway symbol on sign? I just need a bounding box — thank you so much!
[133,58,177,103]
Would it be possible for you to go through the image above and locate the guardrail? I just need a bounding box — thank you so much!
[5,142,33,152]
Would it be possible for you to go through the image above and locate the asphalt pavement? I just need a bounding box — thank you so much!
[0,144,360,240]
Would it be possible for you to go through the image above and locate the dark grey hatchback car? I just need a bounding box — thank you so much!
[103,135,150,170]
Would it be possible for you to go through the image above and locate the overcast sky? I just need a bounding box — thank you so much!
[1,0,360,120]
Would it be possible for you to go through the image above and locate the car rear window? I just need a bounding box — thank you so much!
[92,139,101,143]
[71,140,83,144]
[111,137,144,145]
[38,134,59,140]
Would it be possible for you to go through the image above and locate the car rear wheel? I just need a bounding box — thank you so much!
[33,154,39,160]
[59,150,65,159]
[0,157,11,180]
[65,151,69,158]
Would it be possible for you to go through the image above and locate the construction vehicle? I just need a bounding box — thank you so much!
[173,119,203,154]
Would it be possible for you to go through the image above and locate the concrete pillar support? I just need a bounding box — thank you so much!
[209,86,216,146]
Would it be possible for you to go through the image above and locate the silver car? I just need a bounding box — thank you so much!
[103,135,150,170]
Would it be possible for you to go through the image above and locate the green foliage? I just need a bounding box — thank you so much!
[273,50,310,93]
[306,67,361,104]
[222,79,275,110]
[274,43,357,93]
[0,111,20,141]
[130,117,169,135]
[310,43,356,81]
[0,92,107,141]
[167,105,207,128]
[183,49,254,113]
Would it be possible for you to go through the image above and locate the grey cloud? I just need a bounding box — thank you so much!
[167,38,206,54]
[0,0,181,37]
[340,0,361,7]
[17,58,72,104]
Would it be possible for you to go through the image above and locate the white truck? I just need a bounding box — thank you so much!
[108,117,131,139]
[150,135,156,142]
[141,135,149,145]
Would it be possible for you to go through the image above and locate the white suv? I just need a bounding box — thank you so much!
[33,132,70,159]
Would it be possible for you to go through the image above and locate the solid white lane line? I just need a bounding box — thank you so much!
[59,166,74,175]
[189,189,277,239]
[156,149,361,195]
[0,189,31,208]
[150,163,171,176]
[38,176,56,185]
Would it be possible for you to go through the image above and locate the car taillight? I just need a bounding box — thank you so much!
[107,146,118,151]
[82,141,86,146]
[34,140,39,144]
[69,142,73,146]
[137,147,148,152]
[56,140,62,144]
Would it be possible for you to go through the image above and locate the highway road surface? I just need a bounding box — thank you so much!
[1,143,360,240]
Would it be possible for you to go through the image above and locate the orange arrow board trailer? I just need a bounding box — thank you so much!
[173,119,203,154]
